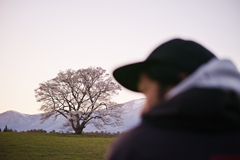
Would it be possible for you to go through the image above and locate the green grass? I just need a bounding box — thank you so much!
[0,132,116,160]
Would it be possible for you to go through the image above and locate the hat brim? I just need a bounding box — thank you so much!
[113,62,146,92]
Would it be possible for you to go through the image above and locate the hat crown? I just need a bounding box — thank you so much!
[146,39,216,73]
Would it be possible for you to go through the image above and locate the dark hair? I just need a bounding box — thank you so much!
[141,62,185,99]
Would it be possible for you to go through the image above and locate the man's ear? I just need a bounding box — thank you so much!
[179,72,188,81]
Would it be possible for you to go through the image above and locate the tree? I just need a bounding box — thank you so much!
[35,67,124,134]
[3,125,8,132]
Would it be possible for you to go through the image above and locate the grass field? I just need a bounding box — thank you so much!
[0,132,116,160]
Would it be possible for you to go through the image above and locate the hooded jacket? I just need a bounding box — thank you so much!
[106,59,240,160]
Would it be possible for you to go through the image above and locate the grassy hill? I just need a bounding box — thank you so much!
[0,132,116,160]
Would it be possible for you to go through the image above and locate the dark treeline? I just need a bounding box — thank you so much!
[0,126,123,137]
[1,125,17,132]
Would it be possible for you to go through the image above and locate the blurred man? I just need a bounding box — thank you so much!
[106,39,240,160]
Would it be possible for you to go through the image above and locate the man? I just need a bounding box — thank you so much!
[106,39,240,160]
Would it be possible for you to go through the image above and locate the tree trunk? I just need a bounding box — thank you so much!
[74,127,83,134]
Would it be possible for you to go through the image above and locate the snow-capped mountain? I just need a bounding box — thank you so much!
[0,99,145,133]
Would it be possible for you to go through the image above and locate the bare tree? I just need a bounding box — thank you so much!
[35,67,124,134]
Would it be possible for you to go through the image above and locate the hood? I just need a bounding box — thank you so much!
[143,58,240,132]
[166,58,240,100]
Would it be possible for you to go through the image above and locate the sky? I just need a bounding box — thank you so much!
[0,0,240,114]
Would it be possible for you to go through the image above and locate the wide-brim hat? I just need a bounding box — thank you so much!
[113,38,216,92]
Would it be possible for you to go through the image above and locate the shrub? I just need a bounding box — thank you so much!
[49,130,56,133]
[26,129,47,133]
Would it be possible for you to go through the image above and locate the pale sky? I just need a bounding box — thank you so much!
[0,0,239,114]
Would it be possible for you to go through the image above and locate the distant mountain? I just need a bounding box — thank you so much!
[0,99,145,133]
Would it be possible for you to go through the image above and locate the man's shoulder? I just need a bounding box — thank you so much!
[106,123,169,160]
[106,125,148,160]
[111,125,146,149]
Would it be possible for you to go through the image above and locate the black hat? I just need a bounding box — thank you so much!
[113,38,216,92]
